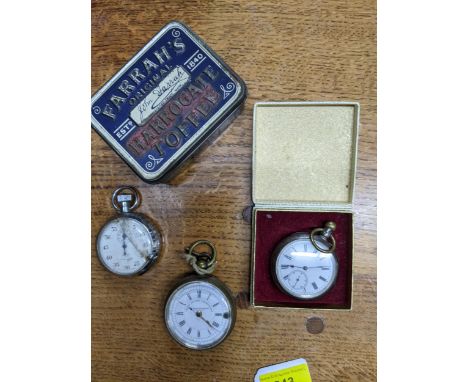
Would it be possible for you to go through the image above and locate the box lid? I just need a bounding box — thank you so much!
[253,102,359,209]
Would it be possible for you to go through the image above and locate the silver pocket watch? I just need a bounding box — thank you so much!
[271,222,339,300]
[165,240,237,350]
[96,186,162,276]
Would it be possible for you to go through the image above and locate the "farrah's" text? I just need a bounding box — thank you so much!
[101,36,186,121]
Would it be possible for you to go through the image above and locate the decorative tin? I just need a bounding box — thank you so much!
[91,21,246,182]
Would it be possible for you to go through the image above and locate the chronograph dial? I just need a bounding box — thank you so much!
[96,186,162,277]
[96,214,160,276]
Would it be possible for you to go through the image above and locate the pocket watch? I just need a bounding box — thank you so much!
[96,186,162,276]
[271,222,338,300]
[165,240,236,350]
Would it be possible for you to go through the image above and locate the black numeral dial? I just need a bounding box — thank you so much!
[165,278,236,350]
[272,234,338,299]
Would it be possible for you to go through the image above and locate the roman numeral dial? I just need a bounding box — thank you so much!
[165,278,236,350]
[272,234,339,300]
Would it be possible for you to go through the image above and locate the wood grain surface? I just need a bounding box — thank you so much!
[91,1,376,381]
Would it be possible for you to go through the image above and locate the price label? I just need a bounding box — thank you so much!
[254,358,312,382]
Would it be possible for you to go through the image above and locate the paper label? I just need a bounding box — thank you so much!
[254,358,312,382]
[130,66,190,126]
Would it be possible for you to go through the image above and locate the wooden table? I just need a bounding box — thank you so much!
[92,1,376,380]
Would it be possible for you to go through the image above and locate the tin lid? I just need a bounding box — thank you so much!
[91,21,246,182]
[252,102,359,210]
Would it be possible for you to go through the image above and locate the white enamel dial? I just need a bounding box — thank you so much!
[165,278,235,350]
[96,215,159,276]
[273,234,338,299]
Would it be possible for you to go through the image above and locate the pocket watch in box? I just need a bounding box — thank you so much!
[165,240,236,350]
[96,186,162,276]
[251,102,359,309]
[271,222,338,300]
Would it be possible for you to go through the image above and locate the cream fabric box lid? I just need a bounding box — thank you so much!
[252,102,360,210]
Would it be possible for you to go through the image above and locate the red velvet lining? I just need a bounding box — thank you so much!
[253,209,353,309]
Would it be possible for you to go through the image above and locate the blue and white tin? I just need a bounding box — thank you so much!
[91,21,246,182]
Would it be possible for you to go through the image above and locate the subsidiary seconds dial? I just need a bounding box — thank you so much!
[271,232,338,299]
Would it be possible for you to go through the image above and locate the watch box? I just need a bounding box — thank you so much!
[250,101,360,310]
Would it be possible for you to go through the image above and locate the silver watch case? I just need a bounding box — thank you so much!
[270,232,339,300]
[96,212,161,276]
[164,274,237,350]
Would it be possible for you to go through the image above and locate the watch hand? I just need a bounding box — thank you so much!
[121,230,128,257]
[126,235,149,260]
[199,315,215,329]
[188,307,217,330]
[122,241,128,256]
[119,220,150,261]
[283,265,330,270]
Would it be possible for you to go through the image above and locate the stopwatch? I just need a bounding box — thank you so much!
[96,186,162,276]
[165,240,236,350]
[271,221,338,300]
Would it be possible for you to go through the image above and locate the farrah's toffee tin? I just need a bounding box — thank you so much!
[91,21,246,182]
